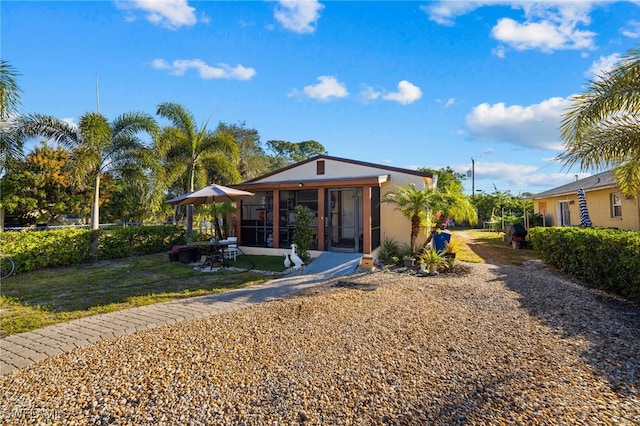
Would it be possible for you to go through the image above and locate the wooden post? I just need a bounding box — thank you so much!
[272,190,280,248]
[362,186,372,255]
[317,188,325,251]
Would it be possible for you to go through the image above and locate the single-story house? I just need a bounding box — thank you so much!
[530,170,640,230]
[230,155,434,258]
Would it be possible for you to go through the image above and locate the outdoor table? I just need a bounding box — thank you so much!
[187,240,230,268]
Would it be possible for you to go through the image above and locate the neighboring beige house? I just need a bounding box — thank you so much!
[231,155,434,258]
[530,170,640,230]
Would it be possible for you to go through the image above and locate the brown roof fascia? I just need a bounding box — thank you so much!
[232,175,390,191]
[242,154,432,183]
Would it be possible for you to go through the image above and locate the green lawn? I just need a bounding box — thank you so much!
[0,253,286,336]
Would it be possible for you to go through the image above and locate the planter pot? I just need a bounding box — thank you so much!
[403,258,414,268]
[419,263,427,273]
[179,247,199,263]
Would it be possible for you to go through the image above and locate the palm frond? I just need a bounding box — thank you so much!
[0,59,22,119]
[157,102,198,140]
[560,46,640,185]
[16,113,81,148]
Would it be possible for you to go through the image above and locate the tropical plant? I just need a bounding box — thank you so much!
[292,204,314,262]
[418,249,446,274]
[218,121,273,181]
[472,186,533,226]
[377,237,400,265]
[0,142,86,225]
[382,183,477,253]
[197,201,236,239]
[443,240,458,269]
[0,59,24,172]
[155,102,241,235]
[559,46,640,198]
[266,139,327,163]
[382,183,433,254]
[422,187,477,248]
[16,111,157,230]
[419,166,466,192]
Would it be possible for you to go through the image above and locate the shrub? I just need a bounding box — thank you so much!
[378,238,400,265]
[529,227,640,304]
[0,225,185,274]
[292,205,314,262]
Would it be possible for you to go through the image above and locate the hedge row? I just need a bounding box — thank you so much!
[529,227,640,304]
[1,225,185,274]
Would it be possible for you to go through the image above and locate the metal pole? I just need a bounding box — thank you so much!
[471,158,475,200]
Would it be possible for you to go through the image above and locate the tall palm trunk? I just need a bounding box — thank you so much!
[410,215,421,253]
[91,173,100,230]
[185,160,196,236]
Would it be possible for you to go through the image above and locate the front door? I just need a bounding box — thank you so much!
[327,188,362,252]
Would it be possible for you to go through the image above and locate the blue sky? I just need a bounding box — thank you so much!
[4,0,640,196]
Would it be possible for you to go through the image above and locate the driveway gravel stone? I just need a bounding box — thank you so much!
[1,261,638,425]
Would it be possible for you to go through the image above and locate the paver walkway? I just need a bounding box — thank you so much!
[0,252,363,376]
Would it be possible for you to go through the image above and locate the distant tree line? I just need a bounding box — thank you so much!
[0,61,326,228]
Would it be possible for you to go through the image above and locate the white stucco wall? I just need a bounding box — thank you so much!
[254,158,402,182]
[379,173,430,250]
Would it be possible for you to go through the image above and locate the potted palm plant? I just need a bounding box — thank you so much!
[418,249,446,275]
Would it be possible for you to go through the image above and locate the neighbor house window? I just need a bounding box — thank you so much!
[611,193,622,218]
[559,201,571,226]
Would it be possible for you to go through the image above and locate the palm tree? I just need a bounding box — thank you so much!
[382,183,434,253]
[383,183,477,254]
[155,102,240,235]
[559,46,640,198]
[17,111,158,229]
[0,60,24,172]
[421,187,477,249]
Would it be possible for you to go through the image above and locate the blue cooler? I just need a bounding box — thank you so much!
[432,231,452,251]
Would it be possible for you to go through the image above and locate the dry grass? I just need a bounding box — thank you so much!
[450,228,540,265]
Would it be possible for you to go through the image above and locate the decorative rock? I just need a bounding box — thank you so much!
[1,262,639,424]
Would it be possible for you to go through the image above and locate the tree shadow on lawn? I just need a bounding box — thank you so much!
[490,261,640,397]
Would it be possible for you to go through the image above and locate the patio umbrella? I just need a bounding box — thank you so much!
[166,184,255,206]
[577,188,592,227]
[166,184,255,237]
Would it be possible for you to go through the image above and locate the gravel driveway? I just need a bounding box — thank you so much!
[2,261,639,425]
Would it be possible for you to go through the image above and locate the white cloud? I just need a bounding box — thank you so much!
[466,97,570,150]
[359,85,381,103]
[452,160,584,192]
[436,97,456,108]
[115,0,202,29]
[621,20,640,38]
[419,1,484,26]
[274,0,324,34]
[585,53,621,79]
[382,80,422,105]
[491,16,596,53]
[422,1,598,53]
[151,58,256,80]
[292,76,348,101]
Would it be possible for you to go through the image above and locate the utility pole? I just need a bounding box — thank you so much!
[471,157,475,200]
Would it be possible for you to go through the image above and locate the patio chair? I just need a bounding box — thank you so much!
[224,237,238,261]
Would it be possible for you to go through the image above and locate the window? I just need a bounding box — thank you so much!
[611,193,622,218]
[559,201,571,226]
[316,160,325,175]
